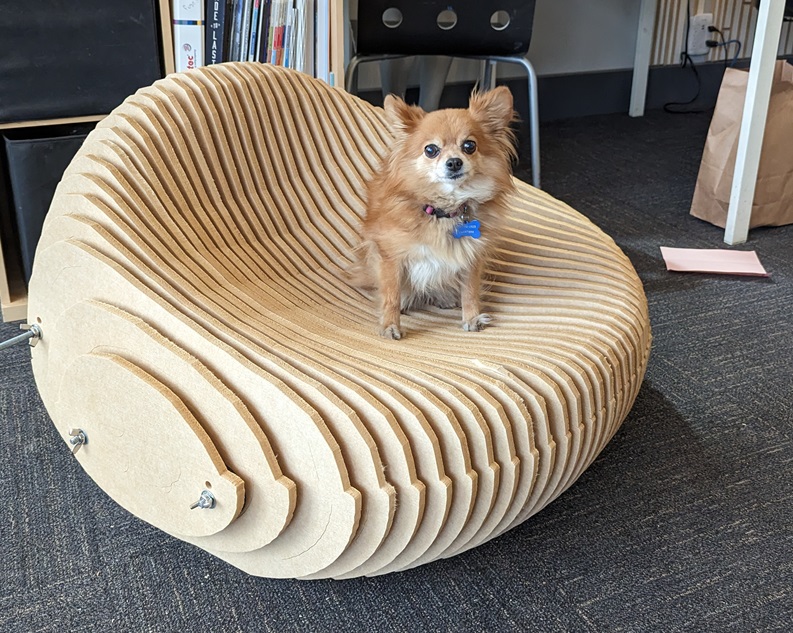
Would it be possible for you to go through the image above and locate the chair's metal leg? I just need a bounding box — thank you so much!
[345,54,411,97]
[345,56,361,94]
[476,55,541,189]
[519,57,541,190]
[482,60,496,91]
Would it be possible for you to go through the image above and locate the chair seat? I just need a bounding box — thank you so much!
[28,62,651,579]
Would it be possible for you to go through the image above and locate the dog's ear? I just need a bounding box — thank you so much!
[468,86,516,134]
[384,94,426,135]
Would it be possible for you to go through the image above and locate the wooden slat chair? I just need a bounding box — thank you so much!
[27,63,650,579]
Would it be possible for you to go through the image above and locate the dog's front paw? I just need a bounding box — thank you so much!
[463,313,492,332]
[380,324,403,340]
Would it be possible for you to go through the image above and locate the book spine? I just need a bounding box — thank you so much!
[248,0,261,61]
[239,0,254,61]
[268,0,281,64]
[266,0,278,63]
[222,0,236,60]
[314,0,329,82]
[229,0,244,61]
[256,0,272,61]
[275,0,287,66]
[298,3,306,68]
[205,0,228,64]
[304,0,314,76]
[283,3,294,69]
[173,1,205,72]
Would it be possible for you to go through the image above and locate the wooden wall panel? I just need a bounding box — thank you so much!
[651,0,793,66]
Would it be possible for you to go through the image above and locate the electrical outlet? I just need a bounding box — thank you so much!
[688,12,713,56]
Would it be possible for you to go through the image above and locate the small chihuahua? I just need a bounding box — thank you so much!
[350,86,517,339]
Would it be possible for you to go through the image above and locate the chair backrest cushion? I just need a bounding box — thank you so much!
[355,1,536,57]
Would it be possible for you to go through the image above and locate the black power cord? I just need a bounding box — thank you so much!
[664,0,705,113]
[706,25,742,67]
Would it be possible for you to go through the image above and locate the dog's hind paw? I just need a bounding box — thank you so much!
[463,313,492,332]
[380,324,403,340]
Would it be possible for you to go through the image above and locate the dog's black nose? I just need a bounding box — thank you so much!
[446,157,463,172]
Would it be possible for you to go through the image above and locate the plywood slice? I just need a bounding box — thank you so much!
[55,352,244,538]
[420,373,519,558]
[211,63,379,235]
[168,287,496,569]
[249,320,533,556]
[324,359,496,566]
[43,298,295,552]
[34,206,426,573]
[496,354,585,507]
[180,69,354,262]
[42,174,468,577]
[473,339,602,485]
[172,66,374,301]
[51,157,406,577]
[439,372,537,553]
[474,365,553,533]
[355,345,540,551]
[134,77,365,317]
[295,381,424,579]
[324,384,442,579]
[29,238,363,578]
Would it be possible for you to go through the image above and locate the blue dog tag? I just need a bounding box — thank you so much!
[453,219,481,239]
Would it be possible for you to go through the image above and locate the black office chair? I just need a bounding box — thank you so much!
[346,2,540,189]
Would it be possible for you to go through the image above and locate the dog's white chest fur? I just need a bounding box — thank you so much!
[404,242,478,297]
[407,248,458,293]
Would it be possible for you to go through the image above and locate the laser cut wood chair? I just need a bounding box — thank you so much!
[27,63,650,579]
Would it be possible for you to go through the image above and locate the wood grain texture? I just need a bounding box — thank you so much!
[27,62,651,579]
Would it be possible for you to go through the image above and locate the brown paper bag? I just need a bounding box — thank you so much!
[690,60,793,229]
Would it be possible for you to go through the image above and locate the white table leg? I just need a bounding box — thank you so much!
[724,0,786,245]
[630,0,657,117]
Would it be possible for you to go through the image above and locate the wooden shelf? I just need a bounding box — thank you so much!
[0,234,27,322]
[1,293,27,323]
[0,114,107,132]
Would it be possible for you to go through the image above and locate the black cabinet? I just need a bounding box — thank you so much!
[3,123,95,283]
[0,0,163,123]
[0,1,170,319]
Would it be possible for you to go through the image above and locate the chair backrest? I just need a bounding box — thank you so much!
[355,1,536,57]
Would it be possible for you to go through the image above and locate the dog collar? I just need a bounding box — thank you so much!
[423,202,469,219]
[423,203,480,239]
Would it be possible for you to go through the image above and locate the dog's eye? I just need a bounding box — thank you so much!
[424,144,440,158]
[462,140,477,155]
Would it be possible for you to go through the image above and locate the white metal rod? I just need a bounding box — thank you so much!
[724,0,786,245]
[630,0,658,117]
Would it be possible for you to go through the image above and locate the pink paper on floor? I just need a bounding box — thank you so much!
[660,247,769,276]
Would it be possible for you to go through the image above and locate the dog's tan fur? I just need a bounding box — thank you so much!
[350,87,517,339]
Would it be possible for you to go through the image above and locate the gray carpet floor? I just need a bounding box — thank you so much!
[2,108,791,632]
